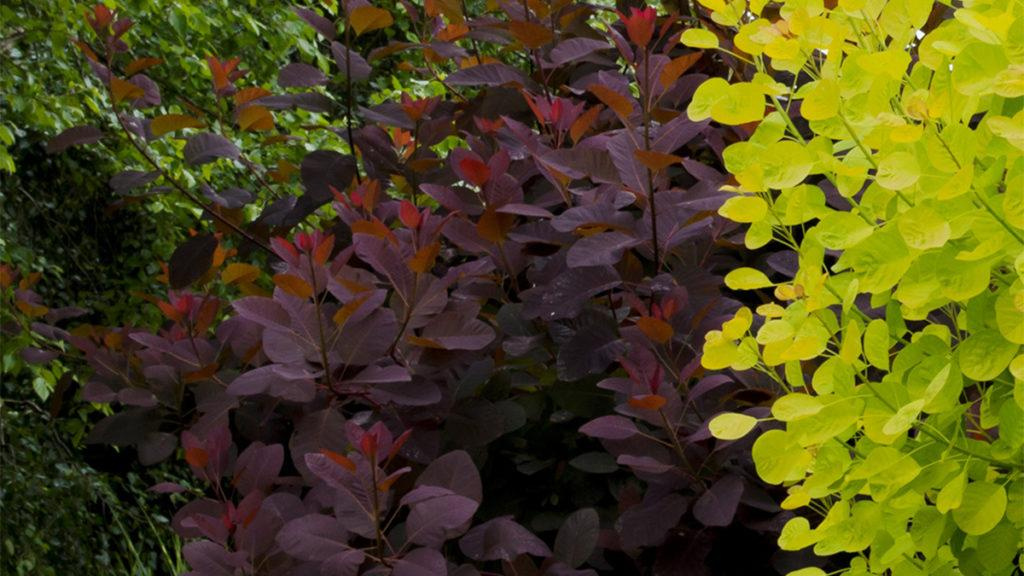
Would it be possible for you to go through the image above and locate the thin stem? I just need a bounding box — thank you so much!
[342,6,363,184]
[642,48,660,278]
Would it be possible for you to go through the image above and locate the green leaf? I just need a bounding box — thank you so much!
[725,267,773,290]
[995,283,1024,345]
[777,185,827,225]
[680,28,718,49]
[813,212,874,249]
[772,393,824,422]
[710,82,766,125]
[952,42,1009,96]
[752,429,812,484]
[958,329,1019,381]
[936,471,967,513]
[897,204,950,249]
[921,360,962,414]
[787,568,826,576]
[708,413,758,440]
[761,141,813,189]
[702,332,739,370]
[953,481,1007,535]
[875,151,920,190]
[719,195,768,223]
[778,516,819,551]
[801,79,840,121]
[863,319,890,370]
[881,399,923,435]
[688,77,729,121]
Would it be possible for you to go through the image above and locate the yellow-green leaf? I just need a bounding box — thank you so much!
[708,413,758,440]
[801,79,840,121]
[725,267,773,290]
[719,195,768,223]
[952,481,1007,535]
[863,319,890,370]
[680,28,718,49]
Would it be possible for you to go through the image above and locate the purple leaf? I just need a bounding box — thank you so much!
[616,454,674,474]
[392,548,447,576]
[276,514,348,561]
[168,234,217,289]
[129,74,161,108]
[255,92,334,113]
[652,114,709,154]
[447,63,528,87]
[546,563,599,576]
[415,450,483,503]
[549,38,610,67]
[551,204,633,234]
[418,311,495,351]
[44,306,87,323]
[496,203,553,218]
[20,347,59,364]
[233,442,283,493]
[618,492,687,550]
[183,133,239,166]
[607,130,647,194]
[293,6,336,39]
[148,482,185,494]
[47,126,103,153]
[290,408,348,483]
[278,62,327,87]
[579,415,639,440]
[202,186,252,209]
[556,314,625,381]
[138,432,177,465]
[109,169,160,192]
[300,150,358,206]
[182,540,249,576]
[402,486,479,547]
[331,42,372,81]
[225,365,279,396]
[554,508,599,568]
[118,388,157,407]
[262,328,307,364]
[458,516,551,561]
[519,265,621,320]
[368,380,441,407]
[346,364,410,385]
[566,232,642,268]
[321,549,365,576]
[692,474,744,527]
[233,296,290,329]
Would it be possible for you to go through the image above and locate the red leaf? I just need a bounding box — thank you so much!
[185,446,209,468]
[399,200,421,229]
[458,156,491,187]
[628,394,667,411]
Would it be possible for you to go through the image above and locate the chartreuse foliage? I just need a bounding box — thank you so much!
[693,0,1024,574]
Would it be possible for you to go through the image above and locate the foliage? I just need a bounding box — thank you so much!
[0,138,190,327]
[32,0,825,574]
[0,266,188,576]
[0,0,319,173]
[693,0,1024,574]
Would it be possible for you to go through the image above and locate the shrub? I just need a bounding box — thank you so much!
[691,0,1024,574]
[34,1,821,574]
[0,265,188,576]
